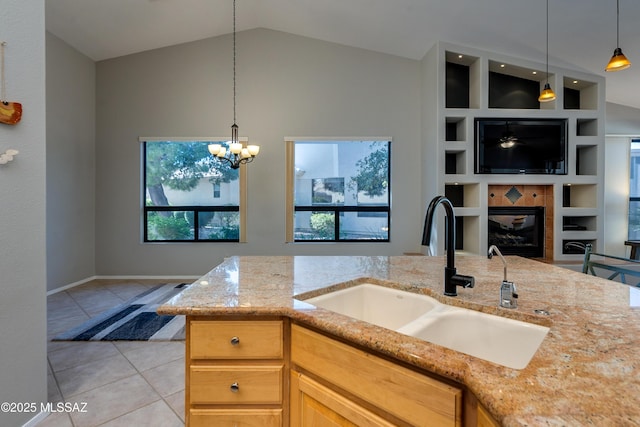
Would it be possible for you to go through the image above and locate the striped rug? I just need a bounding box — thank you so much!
[53,283,187,341]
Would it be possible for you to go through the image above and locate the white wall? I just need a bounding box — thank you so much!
[0,1,47,425]
[604,136,631,257]
[95,28,422,276]
[46,32,96,291]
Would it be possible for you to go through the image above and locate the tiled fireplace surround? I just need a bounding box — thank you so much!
[488,184,554,261]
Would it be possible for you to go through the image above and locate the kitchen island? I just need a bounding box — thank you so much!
[159,255,640,426]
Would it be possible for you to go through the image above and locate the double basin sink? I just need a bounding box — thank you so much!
[300,283,549,369]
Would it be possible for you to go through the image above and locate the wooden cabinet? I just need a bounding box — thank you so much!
[186,317,286,427]
[476,404,500,427]
[186,318,499,426]
[290,324,463,426]
[291,370,395,427]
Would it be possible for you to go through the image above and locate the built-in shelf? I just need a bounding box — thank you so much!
[451,216,480,253]
[445,117,466,141]
[576,118,598,136]
[488,61,547,110]
[576,145,598,176]
[430,42,604,261]
[562,239,597,254]
[445,183,480,208]
[563,77,598,110]
[562,215,597,232]
[445,51,480,109]
[445,151,466,175]
[562,184,597,208]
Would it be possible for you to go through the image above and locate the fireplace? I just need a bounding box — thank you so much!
[488,206,545,258]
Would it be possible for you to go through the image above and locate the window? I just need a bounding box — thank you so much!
[142,139,247,242]
[286,139,391,242]
[629,139,640,240]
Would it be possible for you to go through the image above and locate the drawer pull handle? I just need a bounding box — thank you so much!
[230,382,240,393]
[230,336,240,345]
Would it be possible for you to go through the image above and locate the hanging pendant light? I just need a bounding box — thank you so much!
[208,0,259,169]
[538,0,556,103]
[605,0,631,72]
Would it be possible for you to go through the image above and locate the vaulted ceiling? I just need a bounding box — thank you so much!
[46,0,640,109]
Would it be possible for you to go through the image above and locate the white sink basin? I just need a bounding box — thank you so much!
[303,283,439,331]
[397,306,549,370]
[301,283,549,369]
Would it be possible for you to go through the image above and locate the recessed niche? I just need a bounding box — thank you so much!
[576,145,598,175]
[563,77,598,110]
[446,62,469,109]
[444,215,479,252]
[576,118,598,136]
[445,117,466,141]
[563,216,596,232]
[488,61,544,109]
[562,239,596,254]
[445,151,466,175]
[562,184,597,208]
[445,51,480,109]
[445,183,479,208]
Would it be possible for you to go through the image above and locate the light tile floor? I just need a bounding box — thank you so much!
[40,280,188,427]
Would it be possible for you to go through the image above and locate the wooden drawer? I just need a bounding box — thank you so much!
[190,320,283,359]
[190,365,283,405]
[190,409,282,427]
[291,324,462,426]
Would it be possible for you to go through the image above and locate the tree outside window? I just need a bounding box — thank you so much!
[290,140,391,242]
[142,140,242,242]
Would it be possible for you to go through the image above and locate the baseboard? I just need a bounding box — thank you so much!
[47,276,99,295]
[47,275,200,296]
[22,410,49,427]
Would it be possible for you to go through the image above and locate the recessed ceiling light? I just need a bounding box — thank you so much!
[532,71,538,75]
[458,54,463,59]
[500,64,505,68]
[573,80,579,84]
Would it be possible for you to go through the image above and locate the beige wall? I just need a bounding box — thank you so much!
[0,1,48,425]
[95,29,423,276]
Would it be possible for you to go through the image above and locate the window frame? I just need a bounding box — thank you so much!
[140,137,248,243]
[285,138,392,243]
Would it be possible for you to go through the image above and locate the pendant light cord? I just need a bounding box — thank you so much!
[616,0,620,48]
[233,0,237,127]
[545,0,549,84]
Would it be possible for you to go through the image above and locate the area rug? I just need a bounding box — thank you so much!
[53,283,188,341]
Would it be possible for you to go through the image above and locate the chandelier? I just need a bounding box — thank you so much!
[208,0,259,169]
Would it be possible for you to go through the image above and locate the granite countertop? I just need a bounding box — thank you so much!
[158,255,640,426]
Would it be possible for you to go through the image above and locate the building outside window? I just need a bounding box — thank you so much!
[286,139,391,242]
[142,139,246,242]
[629,138,640,240]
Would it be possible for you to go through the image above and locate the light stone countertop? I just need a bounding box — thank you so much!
[158,255,640,426]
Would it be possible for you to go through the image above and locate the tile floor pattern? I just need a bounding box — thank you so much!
[40,280,189,427]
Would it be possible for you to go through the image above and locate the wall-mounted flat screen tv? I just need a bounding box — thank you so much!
[475,118,568,174]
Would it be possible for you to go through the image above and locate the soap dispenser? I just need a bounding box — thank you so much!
[488,245,518,309]
[500,281,518,309]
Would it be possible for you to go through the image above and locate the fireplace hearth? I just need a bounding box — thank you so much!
[488,206,545,258]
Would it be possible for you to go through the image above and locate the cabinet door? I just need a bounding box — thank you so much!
[291,370,395,427]
[292,324,462,426]
[477,404,500,427]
